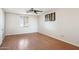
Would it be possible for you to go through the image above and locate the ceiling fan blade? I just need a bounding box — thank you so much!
[27,10,32,13]
[35,10,43,12]
[26,8,34,13]
[30,8,34,11]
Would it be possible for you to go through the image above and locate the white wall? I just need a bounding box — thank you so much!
[0,9,5,45]
[5,9,79,47]
[5,13,38,35]
[38,8,79,47]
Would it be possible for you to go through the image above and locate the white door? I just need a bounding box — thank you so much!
[0,9,4,45]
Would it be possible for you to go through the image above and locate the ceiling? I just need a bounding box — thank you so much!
[3,8,53,15]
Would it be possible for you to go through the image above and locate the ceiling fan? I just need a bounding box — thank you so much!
[26,8,43,14]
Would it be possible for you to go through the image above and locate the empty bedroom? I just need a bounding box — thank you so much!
[0,8,79,50]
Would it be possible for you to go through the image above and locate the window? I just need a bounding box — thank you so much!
[23,16,28,27]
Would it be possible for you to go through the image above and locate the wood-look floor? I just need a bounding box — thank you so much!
[0,33,79,50]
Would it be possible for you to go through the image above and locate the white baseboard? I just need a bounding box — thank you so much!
[52,35,79,47]
[5,32,38,36]
[38,32,79,47]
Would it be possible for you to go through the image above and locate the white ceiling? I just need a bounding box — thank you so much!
[3,8,53,15]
